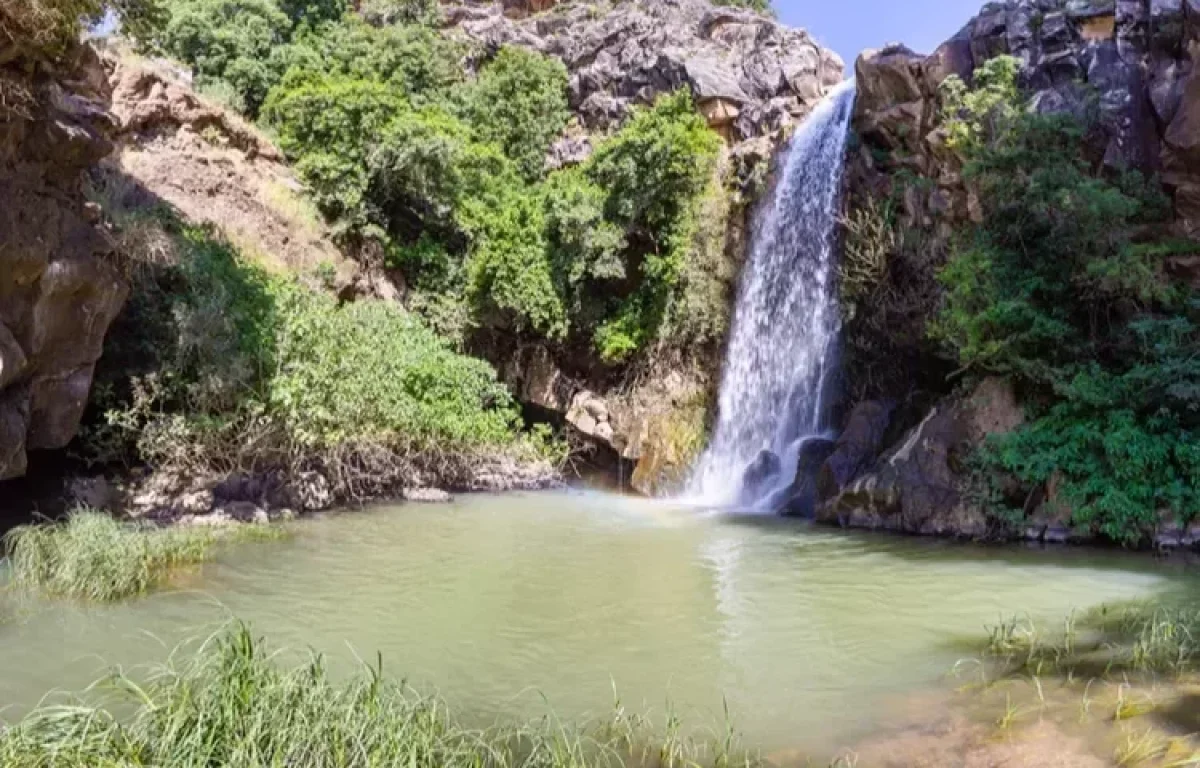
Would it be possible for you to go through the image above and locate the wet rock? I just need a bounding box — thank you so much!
[222,501,269,524]
[817,400,893,501]
[783,436,836,517]
[67,475,118,510]
[740,448,782,500]
[269,507,297,522]
[819,378,1023,538]
[403,487,453,503]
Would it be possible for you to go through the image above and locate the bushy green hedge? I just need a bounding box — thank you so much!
[934,56,1200,543]
[87,207,539,491]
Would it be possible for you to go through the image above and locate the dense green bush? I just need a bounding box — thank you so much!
[934,55,1200,543]
[455,46,570,181]
[86,205,540,494]
[150,1,722,365]
[160,0,292,114]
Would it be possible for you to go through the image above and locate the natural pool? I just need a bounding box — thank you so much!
[1,491,1195,759]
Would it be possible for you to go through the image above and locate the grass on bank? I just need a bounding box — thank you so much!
[0,622,760,768]
[3,510,280,601]
[976,601,1200,680]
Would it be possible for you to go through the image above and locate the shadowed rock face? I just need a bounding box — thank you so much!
[0,42,127,480]
[443,0,843,148]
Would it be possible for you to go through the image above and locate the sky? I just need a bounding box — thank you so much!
[774,0,982,71]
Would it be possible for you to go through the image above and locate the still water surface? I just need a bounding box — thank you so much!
[1,492,1195,754]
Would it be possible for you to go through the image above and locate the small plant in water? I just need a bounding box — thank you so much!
[3,508,278,601]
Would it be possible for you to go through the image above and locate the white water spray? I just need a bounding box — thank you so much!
[688,81,856,510]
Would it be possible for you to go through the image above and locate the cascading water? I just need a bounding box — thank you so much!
[688,80,856,511]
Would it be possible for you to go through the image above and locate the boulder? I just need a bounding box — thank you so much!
[816,400,894,501]
[403,487,454,503]
[222,501,269,524]
[740,448,782,500]
[818,378,1024,537]
[783,435,836,517]
[67,475,118,510]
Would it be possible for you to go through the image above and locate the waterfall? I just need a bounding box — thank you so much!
[688,80,856,511]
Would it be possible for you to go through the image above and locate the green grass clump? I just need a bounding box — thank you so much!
[980,601,1200,680]
[3,510,232,601]
[0,622,758,768]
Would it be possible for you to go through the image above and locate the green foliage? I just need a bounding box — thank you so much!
[455,46,570,180]
[275,18,461,104]
[580,90,722,360]
[160,0,292,115]
[268,280,521,450]
[156,0,720,364]
[987,315,1200,543]
[87,208,538,494]
[3,510,222,601]
[934,54,1199,543]
[710,0,772,13]
[0,622,759,767]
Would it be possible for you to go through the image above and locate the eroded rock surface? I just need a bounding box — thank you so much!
[0,40,127,480]
[818,378,1024,538]
[443,0,843,148]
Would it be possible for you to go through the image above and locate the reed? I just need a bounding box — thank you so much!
[0,622,759,768]
[3,509,280,601]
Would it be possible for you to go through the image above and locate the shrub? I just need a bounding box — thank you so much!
[582,90,721,360]
[274,18,461,104]
[85,208,542,497]
[933,55,1199,542]
[160,0,292,115]
[3,510,222,600]
[455,46,570,180]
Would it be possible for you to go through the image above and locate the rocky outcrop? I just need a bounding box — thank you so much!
[443,0,843,148]
[851,0,1200,245]
[502,344,710,494]
[818,378,1024,538]
[840,0,1200,410]
[0,39,127,480]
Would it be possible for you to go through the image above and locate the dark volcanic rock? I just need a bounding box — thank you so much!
[817,400,894,502]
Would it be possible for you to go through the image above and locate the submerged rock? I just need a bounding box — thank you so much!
[740,448,782,501]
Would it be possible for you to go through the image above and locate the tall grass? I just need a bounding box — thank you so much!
[0,622,759,768]
[980,601,1200,680]
[3,510,275,601]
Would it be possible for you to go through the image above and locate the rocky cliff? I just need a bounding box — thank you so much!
[0,36,127,481]
[444,0,845,493]
[820,0,1200,543]
[444,0,843,147]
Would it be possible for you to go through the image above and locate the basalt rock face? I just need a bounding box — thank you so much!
[842,0,1200,411]
[0,39,127,481]
[443,0,844,147]
[824,0,1200,538]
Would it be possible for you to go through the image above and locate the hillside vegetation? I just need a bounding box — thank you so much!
[145,0,725,363]
[924,58,1198,543]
